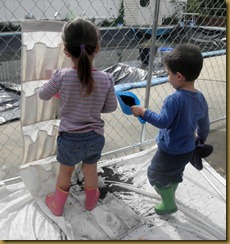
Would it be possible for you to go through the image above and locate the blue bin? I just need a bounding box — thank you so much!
[158,47,173,52]
[156,47,174,63]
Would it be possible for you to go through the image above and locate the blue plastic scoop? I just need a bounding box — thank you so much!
[116,91,146,124]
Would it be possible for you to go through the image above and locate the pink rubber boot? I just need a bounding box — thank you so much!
[45,186,69,216]
[85,187,100,211]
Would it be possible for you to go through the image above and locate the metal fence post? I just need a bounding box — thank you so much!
[140,0,161,146]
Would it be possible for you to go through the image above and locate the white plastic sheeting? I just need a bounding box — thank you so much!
[0,180,62,240]
[98,148,226,240]
[0,148,226,240]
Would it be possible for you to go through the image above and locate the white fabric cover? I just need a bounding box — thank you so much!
[21,20,71,164]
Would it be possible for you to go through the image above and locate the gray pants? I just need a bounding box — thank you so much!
[147,148,193,187]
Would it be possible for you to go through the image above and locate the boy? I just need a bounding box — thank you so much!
[131,43,210,215]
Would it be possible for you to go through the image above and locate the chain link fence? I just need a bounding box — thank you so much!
[0,0,226,181]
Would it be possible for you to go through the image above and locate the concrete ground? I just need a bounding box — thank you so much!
[205,119,226,178]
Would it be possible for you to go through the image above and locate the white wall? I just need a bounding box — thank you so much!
[0,0,186,26]
[124,0,187,26]
[0,0,121,23]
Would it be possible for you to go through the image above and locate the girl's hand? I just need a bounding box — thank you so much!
[131,105,146,117]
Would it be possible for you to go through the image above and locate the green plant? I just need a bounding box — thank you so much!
[138,39,162,51]
[0,22,21,32]
[64,10,76,21]
[162,15,179,25]
[98,19,115,27]
[114,0,125,25]
[138,39,152,48]
[97,0,125,27]
[186,0,201,13]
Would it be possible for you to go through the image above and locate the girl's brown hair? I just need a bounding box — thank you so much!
[62,17,99,96]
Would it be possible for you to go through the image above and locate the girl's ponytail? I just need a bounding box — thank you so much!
[78,45,94,96]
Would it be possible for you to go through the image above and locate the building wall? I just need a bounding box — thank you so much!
[124,0,186,26]
[1,0,187,26]
[0,0,121,23]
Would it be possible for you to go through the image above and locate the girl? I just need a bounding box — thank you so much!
[39,17,117,216]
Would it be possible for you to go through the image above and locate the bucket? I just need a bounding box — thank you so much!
[116,91,146,124]
[190,21,195,27]
[155,46,173,63]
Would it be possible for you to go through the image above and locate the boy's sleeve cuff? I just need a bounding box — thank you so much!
[143,109,151,120]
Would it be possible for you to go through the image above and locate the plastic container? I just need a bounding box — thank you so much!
[116,91,146,124]
[155,47,174,63]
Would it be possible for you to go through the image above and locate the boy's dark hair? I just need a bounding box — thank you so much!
[164,43,203,81]
[62,17,99,96]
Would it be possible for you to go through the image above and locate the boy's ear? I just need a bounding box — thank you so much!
[177,72,184,80]
[64,47,71,57]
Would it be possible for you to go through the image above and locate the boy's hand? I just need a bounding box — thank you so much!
[131,105,146,117]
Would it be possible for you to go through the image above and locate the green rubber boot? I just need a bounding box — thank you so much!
[154,185,178,215]
[171,183,179,199]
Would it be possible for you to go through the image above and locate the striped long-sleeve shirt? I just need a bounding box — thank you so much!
[39,68,117,135]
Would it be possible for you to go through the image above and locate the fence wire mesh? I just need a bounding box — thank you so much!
[0,0,226,181]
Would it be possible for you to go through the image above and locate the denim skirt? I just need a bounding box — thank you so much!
[57,130,105,166]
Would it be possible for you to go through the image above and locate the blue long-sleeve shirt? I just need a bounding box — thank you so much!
[143,89,210,154]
